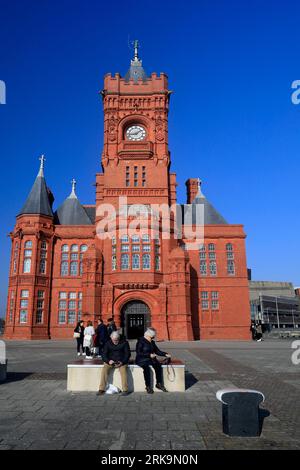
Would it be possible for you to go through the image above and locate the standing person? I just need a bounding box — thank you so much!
[136,328,171,394]
[256,323,263,342]
[107,317,117,337]
[95,319,108,357]
[97,331,131,396]
[83,321,95,359]
[74,321,85,356]
[250,322,256,341]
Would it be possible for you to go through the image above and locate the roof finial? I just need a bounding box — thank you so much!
[133,39,139,61]
[69,178,77,199]
[38,154,46,177]
[197,178,205,197]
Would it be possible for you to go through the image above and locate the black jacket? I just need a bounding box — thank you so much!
[102,339,131,365]
[95,324,109,346]
[74,325,84,338]
[135,337,167,366]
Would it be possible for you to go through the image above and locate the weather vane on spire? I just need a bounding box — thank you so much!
[38,154,46,176]
[128,37,141,63]
[133,39,139,61]
[70,178,77,198]
[39,154,45,170]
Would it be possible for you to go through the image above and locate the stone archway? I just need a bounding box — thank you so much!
[121,300,151,339]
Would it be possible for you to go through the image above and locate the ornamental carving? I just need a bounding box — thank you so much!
[155,113,165,142]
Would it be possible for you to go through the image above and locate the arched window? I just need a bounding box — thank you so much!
[209,261,217,276]
[208,243,215,251]
[71,244,79,252]
[39,259,46,274]
[121,254,129,270]
[23,240,32,274]
[61,261,69,277]
[132,254,140,270]
[39,240,47,274]
[226,243,234,260]
[142,254,151,270]
[200,260,207,276]
[70,261,78,276]
[227,260,235,276]
[155,256,160,271]
[13,242,19,274]
[23,258,31,274]
[62,244,69,253]
[80,244,88,253]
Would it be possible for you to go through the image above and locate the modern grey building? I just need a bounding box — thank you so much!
[249,281,300,329]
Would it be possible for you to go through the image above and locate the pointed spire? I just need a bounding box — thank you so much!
[18,156,53,217]
[124,39,148,82]
[69,178,77,199]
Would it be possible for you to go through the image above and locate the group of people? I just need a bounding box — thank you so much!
[73,321,171,395]
[73,318,117,358]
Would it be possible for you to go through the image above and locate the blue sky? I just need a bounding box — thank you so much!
[0,0,300,315]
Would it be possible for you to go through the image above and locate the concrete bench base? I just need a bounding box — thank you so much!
[67,359,185,392]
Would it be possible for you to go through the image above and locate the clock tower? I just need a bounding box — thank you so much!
[94,41,193,340]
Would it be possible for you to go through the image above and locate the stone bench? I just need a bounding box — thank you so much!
[216,388,265,437]
[67,359,185,392]
[0,360,7,383]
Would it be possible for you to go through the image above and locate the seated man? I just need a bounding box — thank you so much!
[136,328,171,394]
[97,331,131,396]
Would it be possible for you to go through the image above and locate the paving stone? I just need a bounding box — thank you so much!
[2,339,300,450]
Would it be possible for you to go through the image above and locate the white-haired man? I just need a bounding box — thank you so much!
[135,328,171,394]
[97,331,131,396]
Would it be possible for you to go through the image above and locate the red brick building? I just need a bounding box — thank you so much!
[5,43,251,341]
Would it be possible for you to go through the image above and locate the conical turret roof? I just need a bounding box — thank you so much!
[55,179,92,226]
[18,155,53,218]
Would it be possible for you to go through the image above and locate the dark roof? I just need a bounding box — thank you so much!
[178,183,228,226]
[19,168,53,218]
[83,206,96,224]
[124,59,148,82]
[55,191,93,226]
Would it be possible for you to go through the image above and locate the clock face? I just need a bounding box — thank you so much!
[126,125,146,141]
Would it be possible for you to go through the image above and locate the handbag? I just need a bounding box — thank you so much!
[73,332,80,339]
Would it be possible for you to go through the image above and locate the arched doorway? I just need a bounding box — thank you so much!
[121,300,151,339]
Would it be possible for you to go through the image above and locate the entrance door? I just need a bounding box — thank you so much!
[121,301,150,339]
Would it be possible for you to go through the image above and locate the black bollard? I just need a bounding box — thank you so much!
[216,389,265,437]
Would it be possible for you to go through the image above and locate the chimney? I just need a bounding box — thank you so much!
[185,178,199,204]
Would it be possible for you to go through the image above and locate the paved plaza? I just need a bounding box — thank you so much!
[0,339,300,450]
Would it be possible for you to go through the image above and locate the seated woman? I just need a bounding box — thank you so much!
[135,328,171,394]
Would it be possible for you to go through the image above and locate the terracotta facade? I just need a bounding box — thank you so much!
[5,51,251,341]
